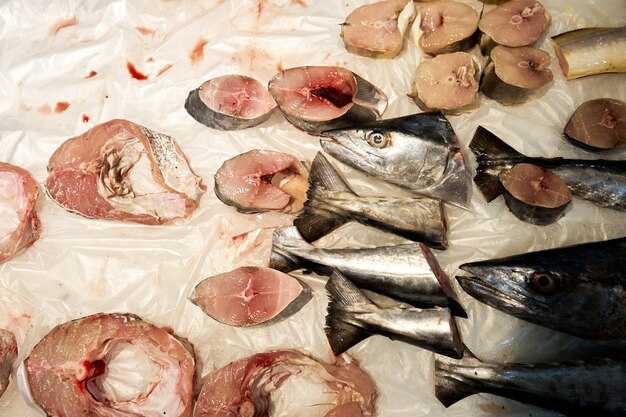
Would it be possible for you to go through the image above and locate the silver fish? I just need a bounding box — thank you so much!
[326,270,462,358]
[294,152,447,248]
[457,237,626,342]
[269,226,465,316]
[320,112,468,206]
[435,351,626,416]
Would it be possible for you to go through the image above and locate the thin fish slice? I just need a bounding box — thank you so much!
[342,0,416,58]
[190,267,312,327]
[326,270,462,358]
[481,45,553,105]
[185,75,277,130]
[413,52,479,112]
[0,163,42,263]
[416,1,479,55]
[564,98,626,150]
[0,329,17,399]
[294,152,447,248]
[552,26,626,80]
[479,0,550,47]
[435,351,626,416]
[269,226,466,316]
[499,163,572,225]
[214,149,308,214]
[268,66,387,135]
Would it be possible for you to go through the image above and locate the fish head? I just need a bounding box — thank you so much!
[320,112,468,205]
[456,258,624,339]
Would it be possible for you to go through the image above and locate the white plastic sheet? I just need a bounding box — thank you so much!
[0,0,625,416]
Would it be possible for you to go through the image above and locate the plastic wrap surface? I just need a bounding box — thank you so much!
[0,0,625,416]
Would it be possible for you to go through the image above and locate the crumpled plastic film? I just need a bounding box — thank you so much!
[0,0,625,416]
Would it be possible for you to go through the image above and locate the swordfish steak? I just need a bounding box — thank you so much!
[46,119,205,224]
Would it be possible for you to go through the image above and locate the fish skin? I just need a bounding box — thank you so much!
[0,329,17,399]
[470,125,626,209]
[320,112,468,206]
[435,352,626,416]
[326,270,463,358]
[269,226,466,317]
[457,237,626,341]
[294,152,447,248]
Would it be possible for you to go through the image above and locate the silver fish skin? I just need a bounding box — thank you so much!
[326,270,463,358]
[294,152,447,248]
[0,329,17,399]
[320,112,468,206]
[471,126,626,209]
[435,353,626,416]
[457,237,626,342]
[269,226,466,316]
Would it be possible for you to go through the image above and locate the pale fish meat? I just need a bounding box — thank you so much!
[0,329,17,399]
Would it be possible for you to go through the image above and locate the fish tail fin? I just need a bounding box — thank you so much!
[294,153,353,242]
[434,373,478,408]
[470,126,524,202]
[434,346,482,407]
[325,270,371,355]
[269,226,311,272]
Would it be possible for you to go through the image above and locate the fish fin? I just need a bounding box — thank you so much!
[294,153,352,242]
[470,126,522,202]
[269,226,311,272]
[325,270,373,355]
[420,244,468,318]
[351,73,388,119]
[434,375,477,408]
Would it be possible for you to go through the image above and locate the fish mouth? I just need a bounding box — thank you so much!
[319,132,381,173]
[455,275,529,313]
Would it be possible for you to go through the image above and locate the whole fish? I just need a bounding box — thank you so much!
[435,351,626,416]
[0,329,17,399]
[269,226,466,316]
[326,270,462,358]
[294,152,447,248]
[471,126,626,210]
[320,112,468,206]
[457,237,626,342]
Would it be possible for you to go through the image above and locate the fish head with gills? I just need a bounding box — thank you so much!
[457,238,626,341]
[320,112,468,206]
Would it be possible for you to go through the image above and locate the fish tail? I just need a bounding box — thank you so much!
[294,153,353,242]
[470,126,524,202]
[325,270,371,355]
[434,348,481,407]
[269,226,311,272]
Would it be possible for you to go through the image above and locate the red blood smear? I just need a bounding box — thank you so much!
[76,360,106,393]
[251,354,274,368]
[82,114,90,122]
[312,87,353,108]
[126,61,148,80]
[54,102,70,113]
[85,70,97,78]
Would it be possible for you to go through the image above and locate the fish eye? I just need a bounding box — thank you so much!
[528,272,560,294]
[366,131,389,148]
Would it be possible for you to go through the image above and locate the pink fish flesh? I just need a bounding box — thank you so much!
[193,350,377,417]
[185,75,277,130]
[564,99,626,150]
[479,0,550,47]
[417,1,479,55]
[46,119,206,225]
[214,149,308,214]
[191,267,312,327]
[0,162,42,263]
[0,329,17,398]
[24,313,195,417]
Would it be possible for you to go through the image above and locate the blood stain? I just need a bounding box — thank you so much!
[292,0,308,6]
[82,114,90,122]
[54,102,70,113]
[157,63,173,76]
[190,38,208,66]
[49,16,78,35]
[127,61,149,80]
[85,70,97,78]
[136,26,156,36]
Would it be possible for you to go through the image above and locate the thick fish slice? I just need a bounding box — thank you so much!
[412,52,479,112]
[25,313,195,417]
[499,163,572,225]
[470,126,626,209]
[552,26,626,80]
[457,237,626,341]
[416,1,479,55]
[269,226,466,316]
[564,98,626,150]
[185,75,277,130]
[326,270,462,358]
[320,112,468,206]
[435,353,626,416]
[0,329,17,399]
[190,267,312,327]
[46,120,205,225]
[478,0,550,47]
[193,350,377,417]
[342,0,416,58]
[268,66,387,135]
[481,45,553,105]
[294,152,447,248]
[214,149,308,214]
[0,163,42,263]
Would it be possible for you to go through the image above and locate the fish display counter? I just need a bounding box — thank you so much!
[0,0,625,416]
